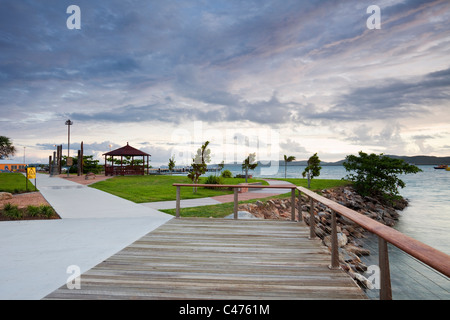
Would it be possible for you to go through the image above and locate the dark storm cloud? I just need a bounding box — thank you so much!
[1,0,449,128]
[310,67,450,121]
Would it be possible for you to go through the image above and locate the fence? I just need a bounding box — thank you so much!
[173,183,450,300]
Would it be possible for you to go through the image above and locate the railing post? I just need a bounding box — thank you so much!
[234,187,238,219]
[379,237,393,300]
[309,197,316,239]
[329,210,340,269]
[176,186,181,218]
[298,190,303,222]
[291,188,296,221]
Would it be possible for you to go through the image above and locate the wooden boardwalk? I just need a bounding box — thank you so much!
[44,218,367,300]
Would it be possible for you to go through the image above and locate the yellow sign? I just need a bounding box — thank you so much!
[27,167,36,179]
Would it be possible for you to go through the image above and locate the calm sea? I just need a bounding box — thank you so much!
[223,164,450,255]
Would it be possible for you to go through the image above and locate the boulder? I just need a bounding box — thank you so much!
[0,192,13,200]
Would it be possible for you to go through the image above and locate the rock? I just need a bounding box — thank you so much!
[0,192,13,200]
[323,232,348,248]
[350,271,374,290]
[344,244,370,256]
[255,200,264,207]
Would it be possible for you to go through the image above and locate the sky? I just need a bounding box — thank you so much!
[1,0,449,166]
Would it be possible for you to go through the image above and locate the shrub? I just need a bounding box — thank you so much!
[343,151,422,200]
[39,205,56,218]
[204,175,225,189]
[3,203,22,219]
[27,205,41,217]
[220,169,233,178]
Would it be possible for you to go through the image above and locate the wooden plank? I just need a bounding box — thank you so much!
[44,218,366,300]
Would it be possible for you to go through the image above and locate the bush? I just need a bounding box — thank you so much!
[27,205,41,217]
[203,175,225,189]
[3,203,22,220]
[221,169,233,178]
[343,151,422,200]
[39,205,56,218]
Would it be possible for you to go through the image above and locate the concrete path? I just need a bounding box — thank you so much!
[0,176,293,299]
[0,174,172,300]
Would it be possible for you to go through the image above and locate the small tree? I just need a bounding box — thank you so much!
[242,153,258,183]
[283,155,296,178]
[343,151,422,201]
[302,153,321,188]
[0,136,16,160]
[187,141,211,193]
[168,155,176,174]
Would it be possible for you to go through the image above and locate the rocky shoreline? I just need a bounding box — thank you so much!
[237,185,408,289]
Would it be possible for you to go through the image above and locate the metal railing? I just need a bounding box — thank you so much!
[172,183,450,300]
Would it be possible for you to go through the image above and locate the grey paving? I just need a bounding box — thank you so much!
[0,174,172,300]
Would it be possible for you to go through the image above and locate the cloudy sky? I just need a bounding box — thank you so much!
[1,0,449,166]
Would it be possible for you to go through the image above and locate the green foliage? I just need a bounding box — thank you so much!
[26,205,41,217]
[64,155,103,174]
[187,141,211,192]
[3,203,22,219]
[302,153,322,187]
[283,155,296,178]
[204,175,225,189]
[343,151,422,199]
[221,169,233,178]
[168,156,176,172]
[0,136,16,160]
[242,153,258,182]
[39,205,56,218]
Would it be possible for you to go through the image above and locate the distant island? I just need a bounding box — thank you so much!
[235,155,450,166]
[287,155,450,166]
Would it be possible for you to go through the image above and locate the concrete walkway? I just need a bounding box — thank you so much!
[0,174,172,300]
[0,175,294,300]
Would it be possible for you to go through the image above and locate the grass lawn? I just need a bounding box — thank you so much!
[0,172,37,193]
[161,178,351,218]
[89,175,269,203]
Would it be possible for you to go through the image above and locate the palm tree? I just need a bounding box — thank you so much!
[284,155,296,178]
[168,155,176,175]
[242,153,258,183]
[0,136,16,160]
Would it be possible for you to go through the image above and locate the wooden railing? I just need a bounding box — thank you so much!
[172,183,450,300]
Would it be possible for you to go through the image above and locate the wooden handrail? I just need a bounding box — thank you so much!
[173,183,295,189]
[297,186,450,278]
[173,182,450,299]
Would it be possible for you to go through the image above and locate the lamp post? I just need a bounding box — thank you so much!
[65,119,73,177]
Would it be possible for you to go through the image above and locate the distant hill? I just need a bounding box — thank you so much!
[275,155,450,166]
[384,155,450,165]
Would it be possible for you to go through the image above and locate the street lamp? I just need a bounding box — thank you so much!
[65,119,73,176]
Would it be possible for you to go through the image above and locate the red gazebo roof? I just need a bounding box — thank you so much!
[103,143,151,157]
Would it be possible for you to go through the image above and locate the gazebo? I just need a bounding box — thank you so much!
[103,143,151,176]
